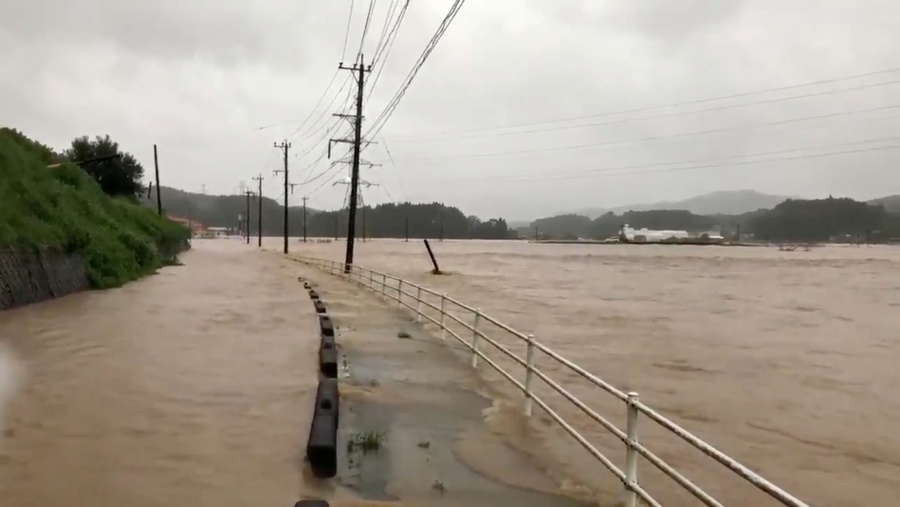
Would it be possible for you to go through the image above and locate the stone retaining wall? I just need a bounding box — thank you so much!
[0,247,90,311]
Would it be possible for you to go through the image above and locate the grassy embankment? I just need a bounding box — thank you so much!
[0,128,190,289]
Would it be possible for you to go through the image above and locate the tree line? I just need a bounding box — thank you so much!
[306,202,512,240]
[527,197,900,243]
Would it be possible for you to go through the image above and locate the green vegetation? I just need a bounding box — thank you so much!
[347,430,384,454]
[68,135,145,198]
[0,128,190,288]
[527,197,900,243]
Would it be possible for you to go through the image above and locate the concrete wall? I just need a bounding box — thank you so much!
[0,247,90,311]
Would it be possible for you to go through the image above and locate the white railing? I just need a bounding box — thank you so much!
[293,256,810,507]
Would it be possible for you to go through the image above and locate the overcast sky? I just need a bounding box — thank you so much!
[1,0,898,220]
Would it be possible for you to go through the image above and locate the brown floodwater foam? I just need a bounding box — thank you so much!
[277,237,900,507]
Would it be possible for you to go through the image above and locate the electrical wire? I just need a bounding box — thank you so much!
[400,138,900,184]
[364,0,468,141]
[304,163,348,198]
[372,0,399,61]
[390,104,900,164]
[367,0,411,102]
[285,70,342,141]
[357,0,378,58]
[341,0,355,62]
[388,79,900,142]
[388,67,900,139]
[290,74,353,144]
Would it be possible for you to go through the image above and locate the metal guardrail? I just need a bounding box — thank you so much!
[294,256,810,507]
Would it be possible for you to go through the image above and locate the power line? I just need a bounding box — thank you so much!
[367,0,411,101]
[286,69,341,140]
[401,138,900,184]
[365,0,468,141]
[357,0,377,58]
[290,74,353,143]
[388,78,900,142]
[388,66,900,139]
[390,104,900,164]
[372,0,400,61]
[341,0,355,62]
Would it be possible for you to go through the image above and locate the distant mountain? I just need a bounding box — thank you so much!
[576,190,792,219]
[868,195,900,213]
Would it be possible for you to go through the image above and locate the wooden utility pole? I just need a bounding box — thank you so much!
[302,197,309,243]
[338,54,370,272]
[252,174,264,247]
[244,190,255,245]
[273,141,291,254]
[153,144,162,215]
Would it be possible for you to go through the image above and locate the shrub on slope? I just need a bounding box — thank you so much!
[0,128,189,288]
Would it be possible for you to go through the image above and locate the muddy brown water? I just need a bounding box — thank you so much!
[276,238,900,506]
[0,238,898,506]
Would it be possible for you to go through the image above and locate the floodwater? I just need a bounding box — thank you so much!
[277,238,900,507]
[0,241,322,507]
[0,238,898,507]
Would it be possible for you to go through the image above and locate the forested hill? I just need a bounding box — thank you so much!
[529,197,900,243]
[306,202,512,239]
[138,186,318,237]
[141,188,514,239]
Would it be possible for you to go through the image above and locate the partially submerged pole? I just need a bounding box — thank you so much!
[423,239,441,274]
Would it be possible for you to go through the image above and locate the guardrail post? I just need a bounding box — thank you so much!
[440,293,447,340]
[524,333,535,417]
[624,392,640,507]
[416,286,423,322]
[471,308,482,367]
[381,273,387,297]
[398,279,403,307]
[369,270,374,289]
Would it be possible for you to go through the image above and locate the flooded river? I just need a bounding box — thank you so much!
[1,238,898,506]
[278,238,900,506]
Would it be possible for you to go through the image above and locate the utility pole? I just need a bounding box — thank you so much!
[273,140,291,254]
[153,144,162,215]
[244,190,255,245]
[252,174,264,247]
[405,214,409,242]
[302,197,309,243]
[338,54,371,273]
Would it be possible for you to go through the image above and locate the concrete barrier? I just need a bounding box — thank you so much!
[0,247,89,310]
[318,315,335,338]
[319,346,338,378]
[306,378,339,478]
[313,300,327,314]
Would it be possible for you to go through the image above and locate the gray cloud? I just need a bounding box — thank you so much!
[1,0,898,220]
